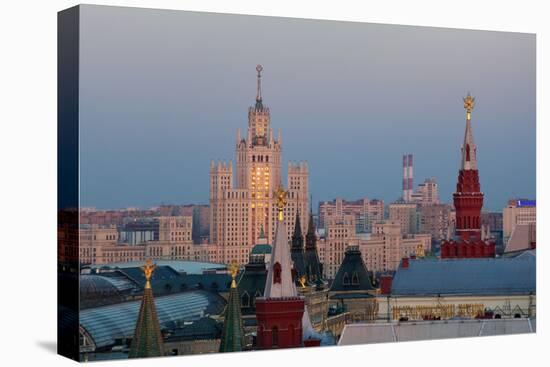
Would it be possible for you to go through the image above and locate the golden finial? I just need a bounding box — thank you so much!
[299,275,307,288]
[415,244,425,258]
[463,93,475,120]
[275,187,288,221]
[229,262,239,288]
[141,259,156,289]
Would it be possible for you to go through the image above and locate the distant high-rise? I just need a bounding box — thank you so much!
[209,66,309,265]
[440,94,495,258]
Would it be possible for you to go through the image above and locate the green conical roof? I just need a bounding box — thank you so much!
[219,279,245,352]
[128,261,164,358]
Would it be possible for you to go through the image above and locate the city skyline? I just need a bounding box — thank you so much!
[79,6,535,211]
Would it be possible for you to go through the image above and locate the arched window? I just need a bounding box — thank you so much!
[343,272,350,285]
[266,156,269,162]
[252,155,256,162]
[352,272,359,285]
[465,144,471,161]
[271,326,279,347]
[241,291,250,307]
[273,262,282,284]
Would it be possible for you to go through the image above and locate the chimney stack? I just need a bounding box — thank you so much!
[402,154,414,202]
[380,274,393,295]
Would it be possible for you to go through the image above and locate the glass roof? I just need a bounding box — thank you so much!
[80,290,225,348]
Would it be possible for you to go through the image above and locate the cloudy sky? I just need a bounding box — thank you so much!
[79,5,535,211]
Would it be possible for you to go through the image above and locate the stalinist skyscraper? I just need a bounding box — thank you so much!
[210,65,309,265]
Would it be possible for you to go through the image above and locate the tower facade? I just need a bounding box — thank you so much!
[210,65,309,265]
[255,189,305,349]
[441,94,495,258]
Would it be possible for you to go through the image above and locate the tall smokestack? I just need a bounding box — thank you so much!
[402,154,414,202]
[403,154,409,201]
[408,154,414,201]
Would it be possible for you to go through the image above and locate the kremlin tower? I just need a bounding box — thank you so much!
[440,94,495,258]
[255,188,321,349]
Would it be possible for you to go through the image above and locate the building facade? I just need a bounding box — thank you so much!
[503,199,536,244]
[388,201,419,235]
[209,65,309,265]
[318,198,384,233]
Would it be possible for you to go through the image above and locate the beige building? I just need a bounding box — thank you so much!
[318,198,384,233]
[209,66,309,265]
[318,217,431,278]
[319,215,356,278]
[360,221,431,273]
[503,199,536,244]
[419,203,453,242]
[411,178,439,206]
[388,201,419,235]
[158,216,193,243]
[77,216,203,265]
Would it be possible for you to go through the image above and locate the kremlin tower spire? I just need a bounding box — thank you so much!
[460,93,478,171]
[440,94,495,258]
[263,188,298,298]
[219,263,245,353]
[304,207,324,285]
[291,210,307,284]
[128,259,165,358]
[255,188,306,349]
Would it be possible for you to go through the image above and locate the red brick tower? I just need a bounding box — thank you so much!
[255,188,305,349]
[441,94,495,258]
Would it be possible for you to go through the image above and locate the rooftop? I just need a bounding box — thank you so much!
[338,318,535,346]
[79,290,226,349]
[91,260,226,275]
[391,255,535,296]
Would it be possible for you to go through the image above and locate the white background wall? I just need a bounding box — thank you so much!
[0,1,547,366]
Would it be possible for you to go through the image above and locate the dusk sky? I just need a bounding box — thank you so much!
[79,5,535,212]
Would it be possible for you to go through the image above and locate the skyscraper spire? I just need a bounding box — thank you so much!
[129,259,164,359]
[460,93,478,170]
[219,263,245,353]
[255,64,263,110]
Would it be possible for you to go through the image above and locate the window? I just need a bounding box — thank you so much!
[271,326,279,347]
[352,272,359,285]
[343,272,350,285]
[273,262,282,284]
[241,291,250,307]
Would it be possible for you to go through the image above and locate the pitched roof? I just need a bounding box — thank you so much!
[330,246,374,292]
[128,282,164,358]
[264,216,297,298]
[219,283,245,352]
[391,256,536,296]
